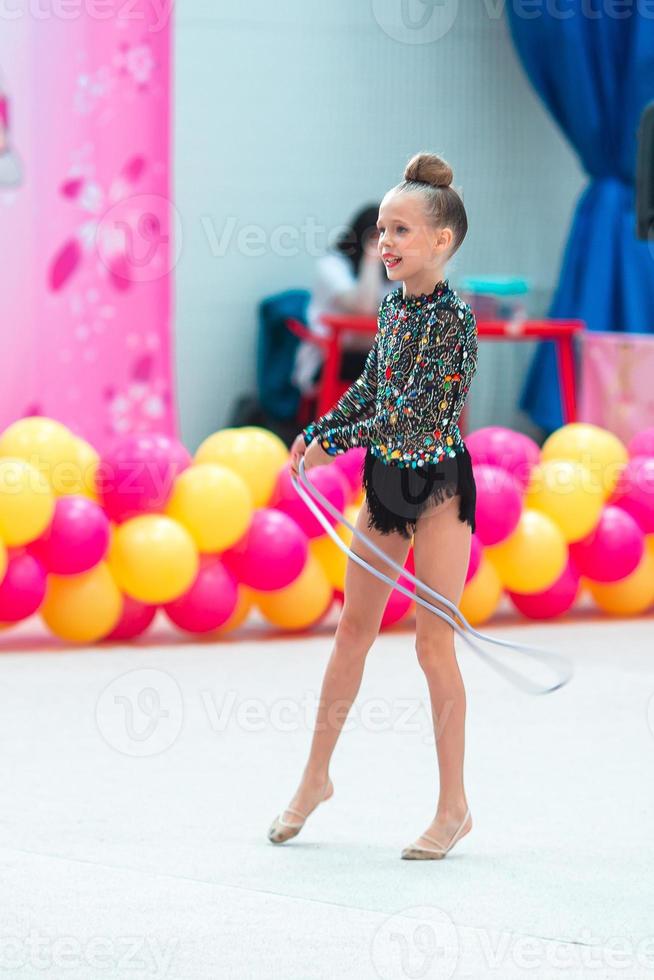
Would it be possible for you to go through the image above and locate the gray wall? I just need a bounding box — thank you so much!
[174,1,585,451]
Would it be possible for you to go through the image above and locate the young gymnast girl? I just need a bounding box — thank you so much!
[269,151,479,860]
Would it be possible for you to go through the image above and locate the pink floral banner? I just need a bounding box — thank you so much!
[0,1,177,453]
[579,331,654,445]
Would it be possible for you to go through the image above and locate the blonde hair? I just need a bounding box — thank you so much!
[395,151,468,255]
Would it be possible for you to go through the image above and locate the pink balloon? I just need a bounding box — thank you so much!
[473,464,523,546]
[380,586,413,628]
[508,557,581,619]
[466,426,540,492]
[97,433,192,522]
[272,464,347,538]
[164,557,238,633]
[332,447,366,496]
[466,534,483,584]
[570,506,644,582]
[222,508,308,591]
[0,552,47,621]
[105,595,157,640]
[29,496,110,574]
[628,429,654,458]
[609,455,654,533]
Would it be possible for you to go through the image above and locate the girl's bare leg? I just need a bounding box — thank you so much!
[277,496,412,826]
[409,492,473,848]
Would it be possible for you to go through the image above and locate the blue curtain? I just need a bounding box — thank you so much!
[506,3,654,435]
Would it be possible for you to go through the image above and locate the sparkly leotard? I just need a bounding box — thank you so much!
[302,278,478,467]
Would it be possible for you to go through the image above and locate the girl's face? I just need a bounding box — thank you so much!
[376,191,451,282]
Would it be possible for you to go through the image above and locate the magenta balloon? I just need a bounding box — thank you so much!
[272,464,347,538]
[29,496,110,574]
[609,455,654,533]
[628,428,654,458]
[473,464,523,546]
[97,432,192,522]
[380,586,413,628]
[0,552,46,621]
[570,505,644,582]
[105,595,157,640]
[164,557,238,633]
[222,508,308,590]
[508,557,581,620]
[466,426,540,492]
[332,447,366,495]
[465,534,483,584]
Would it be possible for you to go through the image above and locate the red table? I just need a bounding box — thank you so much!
[310,314,586,432]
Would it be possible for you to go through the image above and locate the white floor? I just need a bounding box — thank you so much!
[0,607,653,979]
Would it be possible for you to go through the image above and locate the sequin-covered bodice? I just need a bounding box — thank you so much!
[302,278,478,468]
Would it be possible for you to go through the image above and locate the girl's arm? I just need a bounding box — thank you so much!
[302,334,379,451]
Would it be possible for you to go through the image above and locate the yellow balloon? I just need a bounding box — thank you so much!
[0,458,55,546]
[0,416,80,495]
[487,508,567,594]
[525,459,604,542]
[109,515,199,603]
[585,549,654,616]
[166,463,253,552]
[194,427,288,507]
[41,562,122,643]
[459,554,503,626]
[541,423,628,500]
[55,436,100,499]
[254,552,333,630]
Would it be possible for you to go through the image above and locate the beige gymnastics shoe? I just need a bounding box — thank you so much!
[401,807,472,860]
[267,777,334,844]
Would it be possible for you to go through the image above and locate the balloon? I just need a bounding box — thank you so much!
[97,433,192,522]
[0,458,55,546]
[194,427,288,507]
[66,437,101,499]
[459,554,503,626]
[486,509,567,593]
[541,423,628,500]
[569,506,644,582]
[380,587,413,629]
[29,495,110,574]
[0,416,79,495]
[628,428,654,458]
[466,534,482,584]
[104,595,157,640]
[466,426,540,492]
[508,557,581,620]
[585,548,654,616]
[213,585,255,634]
[166,463,253,552]
[525,458,604,542]
[41,562,123,643]
[272,463,348,538]
[332,447,366,496]
[609,455,654,533]
[164,557,238,633]
[473,464,523,546]
[108,515,199,603]
[0,551,45,621]
[254,552,333,629]
[222,508,308,591]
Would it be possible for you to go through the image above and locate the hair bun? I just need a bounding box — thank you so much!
[404,152,453,189]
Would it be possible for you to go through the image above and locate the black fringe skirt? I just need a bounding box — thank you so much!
[361,444,476,539]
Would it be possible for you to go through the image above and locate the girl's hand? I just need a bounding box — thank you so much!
[289,433,307,478]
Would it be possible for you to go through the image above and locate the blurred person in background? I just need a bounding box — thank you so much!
[291,204,395,393]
